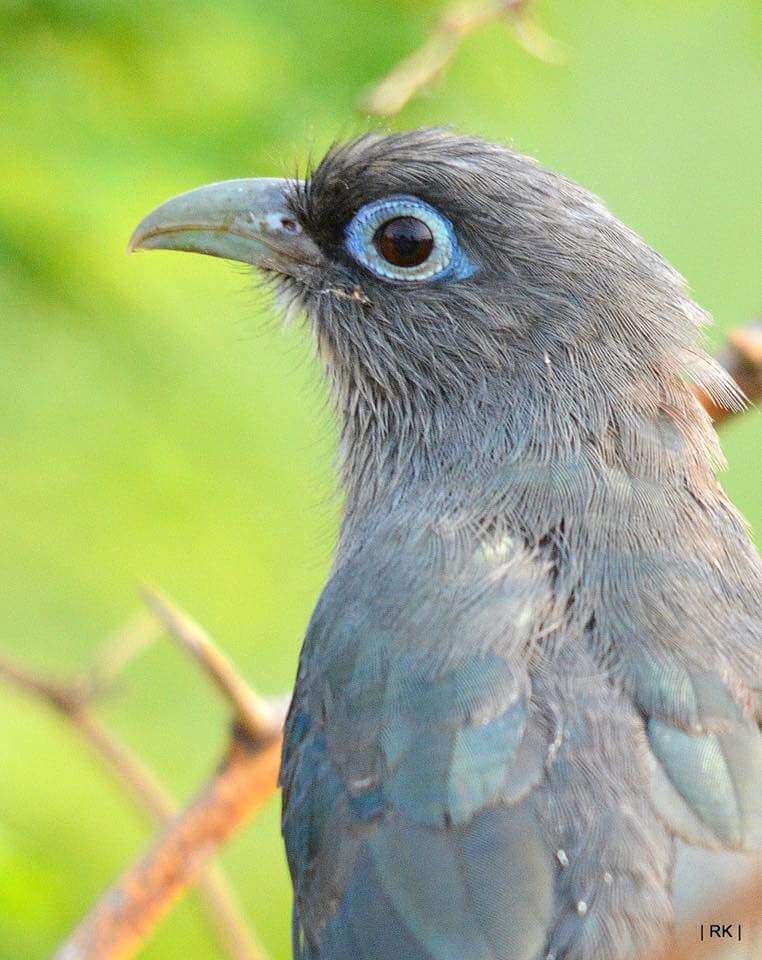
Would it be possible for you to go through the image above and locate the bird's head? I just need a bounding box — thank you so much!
[131,130,735,513]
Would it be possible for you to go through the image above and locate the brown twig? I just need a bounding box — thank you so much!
[0,637,267,960]
[45,592,285,960]
[360,0,562,117]
[69,712,269,960]
[141,586,282,742]
[75,611,164,701]
[55,725,283,960]
[696,319,762,424]
[0,614,164,710]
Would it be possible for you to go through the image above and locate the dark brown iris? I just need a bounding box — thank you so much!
[374,217,434,268]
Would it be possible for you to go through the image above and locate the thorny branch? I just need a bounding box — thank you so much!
[0,613,269,960]
[360,0,563,117]
[46,591,284,960]
[55,728,282,960]
[141,585,284,743]
[1,320,760,960]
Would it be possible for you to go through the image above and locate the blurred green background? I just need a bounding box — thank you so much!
[0,0,760,957]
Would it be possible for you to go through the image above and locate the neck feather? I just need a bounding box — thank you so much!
[331,344,728,556]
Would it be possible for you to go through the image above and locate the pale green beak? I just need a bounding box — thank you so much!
[129,177,323,271]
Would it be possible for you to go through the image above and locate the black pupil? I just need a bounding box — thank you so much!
[374,217,434,268]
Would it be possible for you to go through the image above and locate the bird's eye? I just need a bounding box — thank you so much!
[344,196,476,282]
[374,217,433,268]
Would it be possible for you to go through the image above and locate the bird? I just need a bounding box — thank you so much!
[130,129,762,960]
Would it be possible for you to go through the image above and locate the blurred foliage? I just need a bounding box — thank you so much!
[0,0,760,957]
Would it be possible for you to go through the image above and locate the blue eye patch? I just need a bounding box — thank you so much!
[344,196,477,283]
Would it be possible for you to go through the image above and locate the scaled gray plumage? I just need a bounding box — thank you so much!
[132,130,762,960]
